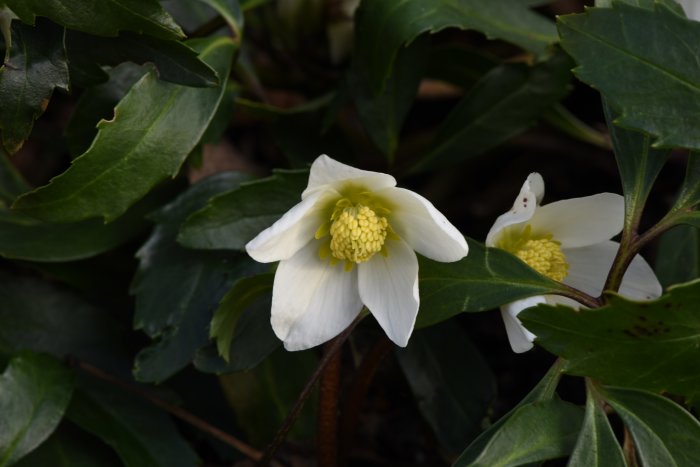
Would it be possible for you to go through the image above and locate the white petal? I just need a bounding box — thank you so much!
[380,187,468,262]
[485,173,543,246]
[619,253,663,301]
[271,240,363,351]
[561,241,618,297]
[500,296,547,353]
[246,189,335,263]
[302,154,396,199]
[529,193,624,248]
[358,240,419,347]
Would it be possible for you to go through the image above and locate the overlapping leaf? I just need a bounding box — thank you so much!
[0,19,69,155]
[0,352,74,466]
[559,2,700,150]
[4,0,183,40]
[416,238,567,328]
[355,0,557,92]
[521,281,700,399]
[655,225,700,288]
[13,37,235,223]
[131,172,265,383]
[178,170,308,250]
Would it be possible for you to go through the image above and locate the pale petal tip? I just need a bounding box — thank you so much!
[525,172,545,204]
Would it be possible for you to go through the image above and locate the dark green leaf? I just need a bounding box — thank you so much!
[131,172,265,382]
[603,386,700,466]
[67,379,199,467]
[568,382,625,467]
[0,149,28,204]
[655,225,700,288]
[210,273,274,361]
[455,359,565,465]
[161,0,217,33]
[417,51,572,171]
[425,45,498,88]
[0,18,69,155]
[354,0,557,92]
[14,422,121,467]
[0,352,74,466]
[559,2,700,150]
[668,152,700,226]
[178,169,309,250]
[66,30,218,88]
[350,35,428,160]
[416,238,567,328]
[65,64,147,157]
[521,281,700,400]
[454,399,584,466]
[194,293,280,374]
[396,322,496,456]
[5,0,184,40]
[196,0,243,37]
[604,102,668,228]
[219,348,317,446]
[13,37,236,223]
[0,272,131,375]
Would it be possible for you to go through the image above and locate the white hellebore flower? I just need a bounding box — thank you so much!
[486,173,662,354]
[246,155,469,351]
[678,0,700,21]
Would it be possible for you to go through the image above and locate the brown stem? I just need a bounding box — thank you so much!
[623,426,639,467]
[317,341,342,467]
[338,336,393,467]
[259,314,365,466]
[557,283,602,308]
[68,357,268,464]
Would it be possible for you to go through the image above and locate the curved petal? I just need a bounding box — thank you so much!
[500,295,547,353]
[271,240,363,351]
[619,253,663,300]
[561,241,619,297]
[530,193,624,248]
[358,240,419,347]
[246,189,335,263]
[485,173,543,246]
[302,154,396,199]
[379,187,468,262]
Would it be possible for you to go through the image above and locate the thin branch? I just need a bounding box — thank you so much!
[68,357,269,465]
[317,341,342,467]
[259,314,365,466]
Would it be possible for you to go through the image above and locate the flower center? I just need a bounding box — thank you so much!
[497,225,569,281]
[329,204,388,263]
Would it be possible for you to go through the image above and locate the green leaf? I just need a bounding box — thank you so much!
[65,30,218,88]
[454,359,565,465]
[65,64,147,158]
[655,225,700,288]
[558,2,700,150]
[178,169,309,250]
[668,152,700,226]
[417,51,572,171]
[14,422,121,467]
[0,272,131,374]
[0,352,74,467]
[396,322,496,457]
[0,182,176,262]
[416,238,567,328]
[131,172,265,383]
[604,102,668,229]
[520,281,700,400]
[5,0,184,40]
[454,399,584,466]
[0,18,69,155]
[568,382,625,467]
[67,379,199,467]
[13,37,236,223]
[219,348,317,446]
[0,149,28,204]
[602,386,700,466]
[196,0,243,38]
[349,35,428,160]
[210,273,274,362]
[354,0,557,92]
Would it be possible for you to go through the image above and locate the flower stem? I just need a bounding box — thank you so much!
[68,357,268,464]
[317,341,342,467]
[558,283,602,308]
[259,313,365,466]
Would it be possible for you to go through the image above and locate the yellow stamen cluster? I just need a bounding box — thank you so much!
[329,204,388,264]
[498,225,569,281]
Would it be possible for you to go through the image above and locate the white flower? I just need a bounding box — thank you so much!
[246,155,468,351]
[678,0,700,21]
[486,173,662,353]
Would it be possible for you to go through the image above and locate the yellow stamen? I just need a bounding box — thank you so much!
[328,204,388,264]
[498,225,569,281]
